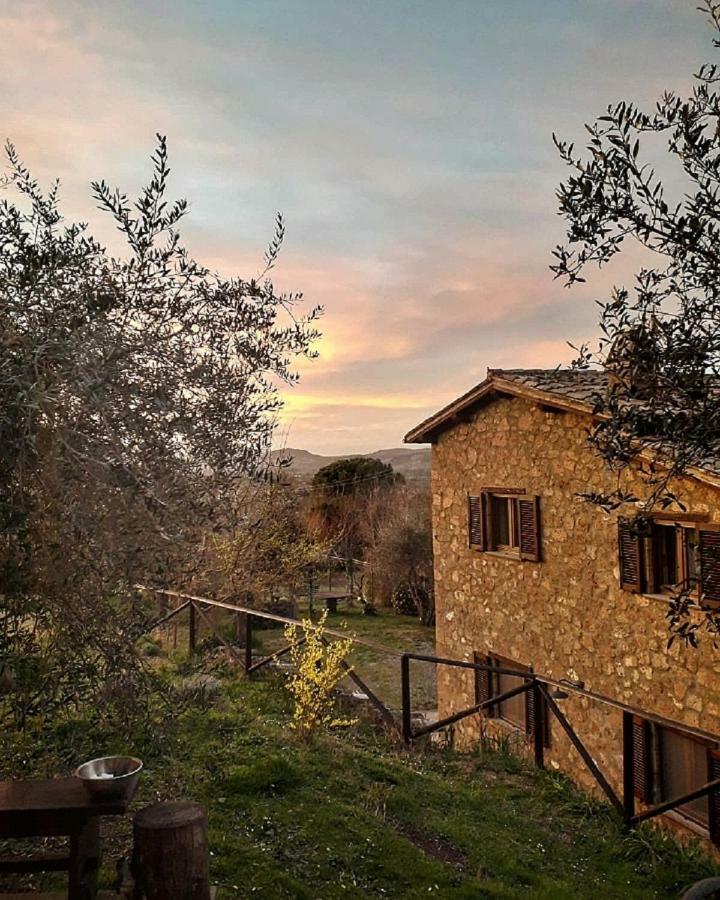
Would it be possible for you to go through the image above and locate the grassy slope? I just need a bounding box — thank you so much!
[4,606,719,899]
[7,667,717,900]
[169,677,720,899]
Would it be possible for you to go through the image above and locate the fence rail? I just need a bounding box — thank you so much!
[137,585,720,839]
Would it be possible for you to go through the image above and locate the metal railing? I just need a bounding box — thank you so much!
[137,586,720,837]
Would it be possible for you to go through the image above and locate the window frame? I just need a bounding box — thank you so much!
[489,652,530,730]
[489,494,521,554]
[650,722,716,830]
[618,513,709,599]
[652,522,698,596]
[468,488,541,562]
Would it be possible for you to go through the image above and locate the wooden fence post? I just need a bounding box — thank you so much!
[235,611,243,645]
[244,613,253,674]
[132,801,210,900]
[188,602,197,653]
[401,654,412,744]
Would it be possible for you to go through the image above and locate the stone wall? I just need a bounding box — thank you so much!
[431,392,720,835]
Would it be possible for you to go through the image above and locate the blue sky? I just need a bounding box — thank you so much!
[1,0,711,452]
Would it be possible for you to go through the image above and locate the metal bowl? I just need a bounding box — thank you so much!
[75,755,143,800]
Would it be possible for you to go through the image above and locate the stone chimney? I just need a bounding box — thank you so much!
[605,321,661,400]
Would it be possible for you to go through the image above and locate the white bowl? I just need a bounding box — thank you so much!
[75,755,143,801]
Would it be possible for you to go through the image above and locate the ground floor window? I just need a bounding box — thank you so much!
[632,715,720,833]
[474,651,550,746]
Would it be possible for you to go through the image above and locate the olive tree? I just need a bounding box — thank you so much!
[0,136,321,725]
[552,2,720,645]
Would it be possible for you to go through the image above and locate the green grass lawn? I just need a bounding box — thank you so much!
[4,658,718,899]
[257,600,437,710]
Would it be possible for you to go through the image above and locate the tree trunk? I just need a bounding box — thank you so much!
[132,801,210,900]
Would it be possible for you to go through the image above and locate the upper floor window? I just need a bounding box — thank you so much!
[654,523,699,593]
[618,517,719,601]
[468,490,541,561]
[491,494,519,551]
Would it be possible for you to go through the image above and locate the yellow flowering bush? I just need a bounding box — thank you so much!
[284,611,356,736]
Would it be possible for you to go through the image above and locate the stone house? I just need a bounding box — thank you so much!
[405,368,720,844]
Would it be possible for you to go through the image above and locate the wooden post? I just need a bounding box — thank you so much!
[244,613,253,673]
[235,611,243,645]
[622,710,636,825]
[68,817,100,900]
[188,602,197,653]
[532,681,545,769]
[401,654,412,744]
[132,801,210,900]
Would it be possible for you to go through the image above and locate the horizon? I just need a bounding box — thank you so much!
[270,444,428,457]
[3,1,711,454]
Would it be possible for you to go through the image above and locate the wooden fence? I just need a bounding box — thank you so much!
[137,586,720,837]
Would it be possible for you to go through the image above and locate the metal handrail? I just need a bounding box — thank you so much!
[138,584,720,839]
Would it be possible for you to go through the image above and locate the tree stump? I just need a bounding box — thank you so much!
[132,801,210,900]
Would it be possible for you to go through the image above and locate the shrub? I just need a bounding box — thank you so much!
[283,611,356,737]
[391,581,418,617]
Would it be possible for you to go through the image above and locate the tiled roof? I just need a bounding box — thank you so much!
[404,367,720,483]
[404,368,606,444]
[488,368,608,406]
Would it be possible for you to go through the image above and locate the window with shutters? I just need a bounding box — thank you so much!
[474,652,550,746]
[618,517,718,602]
[468,490,541,561]
[654,523,699,593]
[630,716,719,834]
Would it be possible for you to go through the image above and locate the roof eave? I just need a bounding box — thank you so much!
[404,375,597,444]
[404,373,720,489]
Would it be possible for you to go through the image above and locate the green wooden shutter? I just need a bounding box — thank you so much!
[518,496,541,561]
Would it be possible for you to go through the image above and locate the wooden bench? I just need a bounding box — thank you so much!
[312,591,353,614]
[0,777,133,900]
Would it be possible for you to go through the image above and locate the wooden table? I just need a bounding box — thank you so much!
[0,777,133,900]
[312,590,353,614]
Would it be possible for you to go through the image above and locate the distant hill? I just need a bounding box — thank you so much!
[269,446,431,483]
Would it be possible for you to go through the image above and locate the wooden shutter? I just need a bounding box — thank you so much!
[631,715,652,802]
[518,496,541,561]
[643,528,657,595]
[618,518,643,593]
[525,683,551,747]
[707,748,720,845]
[698,526,720,603]
[468,494,487,550]
[474,652,495,717]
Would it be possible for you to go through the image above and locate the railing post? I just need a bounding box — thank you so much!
[244,613,253,675]
[622,710,636,825]
[188,601,196,653]
[401,654,412,744]
[532,680,545,769]
[235,611,243,644]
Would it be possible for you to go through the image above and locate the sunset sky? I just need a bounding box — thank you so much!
[2,1,711,454]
